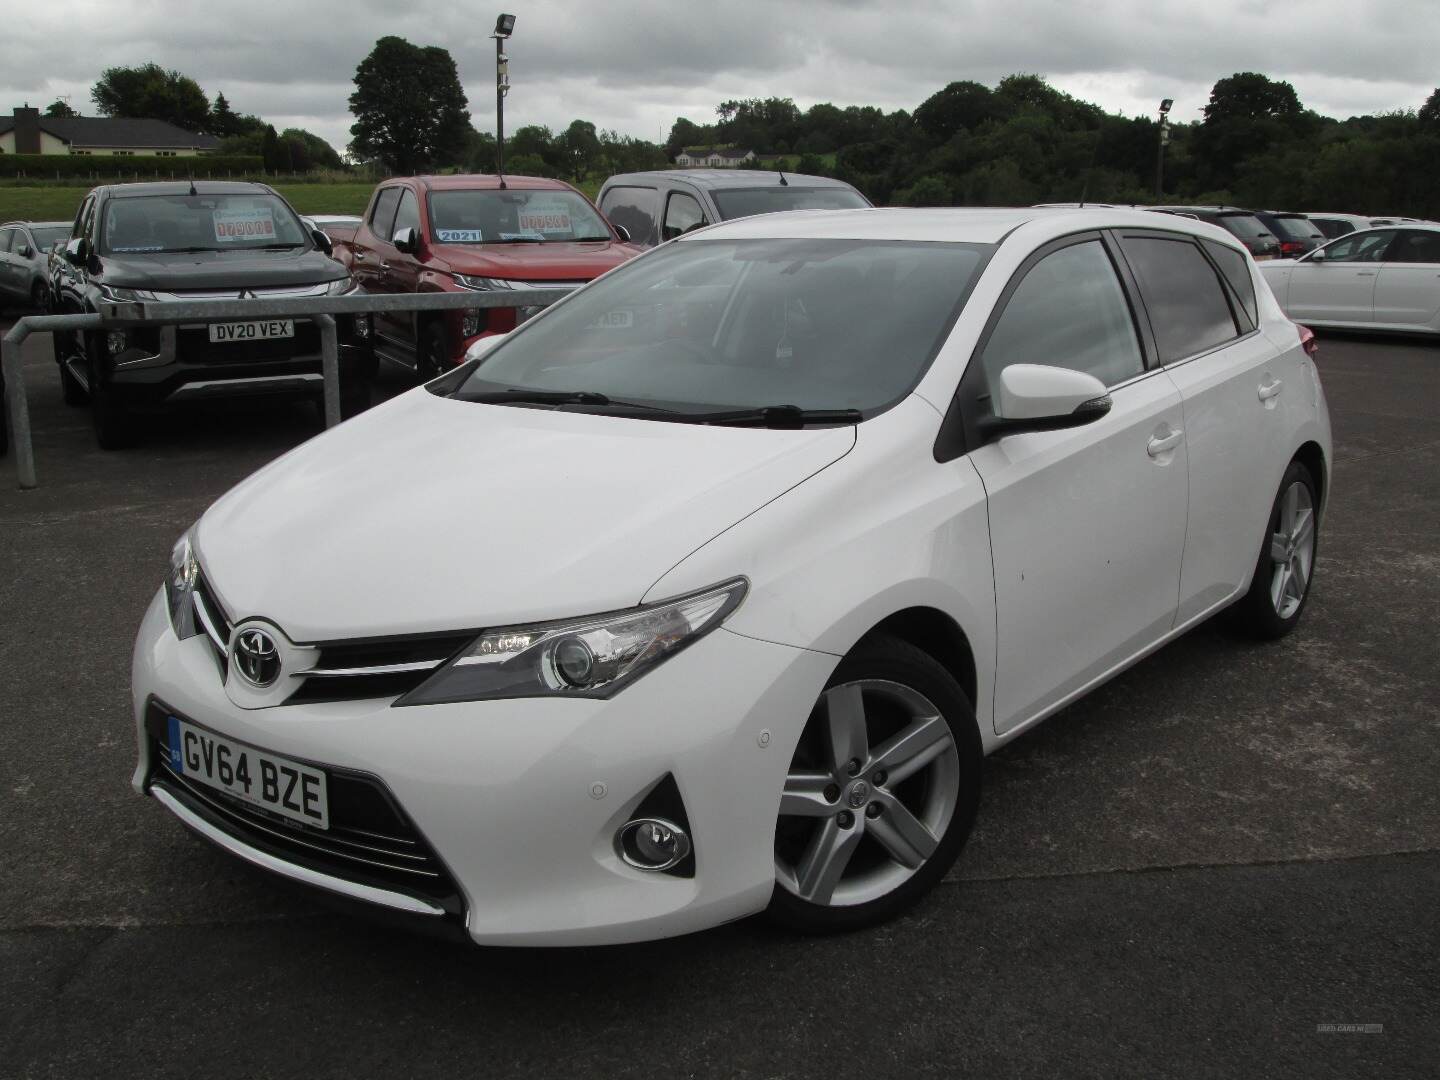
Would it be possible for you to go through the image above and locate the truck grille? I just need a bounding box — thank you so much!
[145,703,462,914]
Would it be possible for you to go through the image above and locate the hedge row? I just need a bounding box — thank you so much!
[0,154,265,179]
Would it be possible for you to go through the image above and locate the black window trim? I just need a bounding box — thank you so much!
[662,190,708,241]
[1383,229,1440,265]
[1107,227,1261,370]
[934,229,1155,463]
[368,185,404,243]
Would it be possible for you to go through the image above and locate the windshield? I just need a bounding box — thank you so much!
[453,237,990,417]
[1217,213,1271,239]
[99,194,309,255]
[1269,216,1324,241]
[30,226,69,251]
[711,186,870,220]
[428,189,610,244]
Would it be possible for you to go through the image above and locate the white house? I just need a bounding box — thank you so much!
[675,146,758,168]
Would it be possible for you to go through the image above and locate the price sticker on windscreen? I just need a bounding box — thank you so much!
[516,201,573,236]
[437,229,485,242]
[213,207,277,243]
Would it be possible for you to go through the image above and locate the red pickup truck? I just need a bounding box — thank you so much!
[336,175,639,378]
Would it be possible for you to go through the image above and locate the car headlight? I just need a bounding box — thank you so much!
[165,530,201,640]
[323,277,358,295]
[396,578,748,706]
[99,284,157,303]
[453,274,516,291]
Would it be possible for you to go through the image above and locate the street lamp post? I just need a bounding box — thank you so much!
[1154,97,1173,200]
[493,13,515,187]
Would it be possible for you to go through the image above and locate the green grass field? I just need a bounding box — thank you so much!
[0,183,381,225]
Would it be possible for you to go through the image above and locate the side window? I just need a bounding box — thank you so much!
[391,188,421,240]
[662,192,707,241]
[598,185,659,246]
[0,228,14,254]
[1118,235,1238,363]
[1322,229,1396,263]
[1202,239,1258,328]
[980,240,1143,389]
[1385,230,1440,264]
[72,197,94,240]
[369,187,402,241]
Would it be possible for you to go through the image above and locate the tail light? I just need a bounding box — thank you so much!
[1297,324,1318,357]
[1279,241,1305,256]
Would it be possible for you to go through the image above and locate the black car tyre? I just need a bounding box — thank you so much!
[768,634,982,934]
[1226,459,1319,640]
[31,281,51,315]
[86,332,139,450]
[417,321,450,382]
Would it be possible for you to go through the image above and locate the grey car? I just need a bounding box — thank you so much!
[0,220,70,311]
[596,169,870,248]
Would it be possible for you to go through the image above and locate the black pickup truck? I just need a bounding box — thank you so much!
[50,181,373,448]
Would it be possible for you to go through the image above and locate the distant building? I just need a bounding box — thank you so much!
[675,146,758,168]
[0,106,220,157]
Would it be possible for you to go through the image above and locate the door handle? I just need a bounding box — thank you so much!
[1147,430,1183,457]
[1258,377,1283,401]
[353,250,367,260]
[379,261,391,274]
[1355,271,1376,277]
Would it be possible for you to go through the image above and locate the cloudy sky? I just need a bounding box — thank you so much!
[4,0,1436,154]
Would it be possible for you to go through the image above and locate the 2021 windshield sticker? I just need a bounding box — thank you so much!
[213,208,277,243]
[437,229,485,242]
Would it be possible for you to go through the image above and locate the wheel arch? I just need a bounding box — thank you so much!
[856,606,978,714]
[1293,440,1327,513]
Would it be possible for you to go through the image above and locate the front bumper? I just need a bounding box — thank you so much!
[131,591,835,945]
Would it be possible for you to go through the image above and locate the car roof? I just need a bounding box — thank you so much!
[1,220,70,229]
[99,180,279,199]
[604,169,857,190]
[681,206,1247,247]
[406,174,577,192]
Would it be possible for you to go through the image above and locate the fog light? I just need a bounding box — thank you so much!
[107,330,129,355]
[461,309,483,337]
[352,315,370,339]
[616,817,690,872]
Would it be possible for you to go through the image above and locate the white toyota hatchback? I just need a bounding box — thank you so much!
[133,208,1331,945]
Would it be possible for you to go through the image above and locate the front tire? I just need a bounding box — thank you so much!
[31,281,51,315]
[1227,460,1319,639]
[417,321,450,382]
[768,635,982,934]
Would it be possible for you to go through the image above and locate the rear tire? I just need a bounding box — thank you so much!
[86,332,139,450]
[767,635,982,934]
[1227,460,1319,639]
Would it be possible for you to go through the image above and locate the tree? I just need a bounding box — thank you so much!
[207,92,244,138]
[665,117,707,161]
[1203,73,1302,125]
[559,119,602,181]
[45,99,76,118]
[91,63,209,131]
[1421,88,1440,125]
[915,81,997,142]
[348,36,471,173]
[261,125,285,172]
[280,128,344,171]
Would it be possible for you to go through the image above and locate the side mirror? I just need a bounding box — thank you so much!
[64,237,88,267]
[612,223,632,243]
[17,243,32,259]
[392,226,418,254]
[983,364,1111,439]
[311,228,333,256]
[1305,246,1326,263]
[463,333,508,363]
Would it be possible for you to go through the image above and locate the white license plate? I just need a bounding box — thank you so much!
[208,319,295,343]
[167,717,329,829]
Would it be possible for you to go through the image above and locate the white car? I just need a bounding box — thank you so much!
[132,207,1332,945]
[1302,212,1371,239]
[1259,224,1440,335]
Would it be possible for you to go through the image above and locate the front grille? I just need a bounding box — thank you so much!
[286,632,475,704]
[145,703,462,914]
[178,319,321,365]
[191,569,231,671]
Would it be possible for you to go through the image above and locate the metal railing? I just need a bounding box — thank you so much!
[2,288,573,489]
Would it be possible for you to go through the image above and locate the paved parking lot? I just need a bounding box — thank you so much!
[1,325,1436,1078]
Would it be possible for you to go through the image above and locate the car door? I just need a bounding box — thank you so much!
[0,228,19,300]
[357,187,405,360]
[955,234,1189,735]
[1286,229,1397,324]
[384,187,426,354]
[1373,229,1440,330]
[1114,231,1288,624]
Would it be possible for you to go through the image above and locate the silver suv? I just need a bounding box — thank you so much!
[0,220,69,311]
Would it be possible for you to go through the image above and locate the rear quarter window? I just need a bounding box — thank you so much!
[1202,240,1258,328]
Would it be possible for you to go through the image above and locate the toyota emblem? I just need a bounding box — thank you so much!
[232,627,281,687]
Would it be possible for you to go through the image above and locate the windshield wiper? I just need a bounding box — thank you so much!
[493,236,546,244]
[252,242,306,250]
[571,235,614,242]
[686,405,863,428]
[458,388,666,412]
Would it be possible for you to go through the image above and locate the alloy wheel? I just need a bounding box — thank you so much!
[776,679,960,907]
[1269,480,1316,618]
